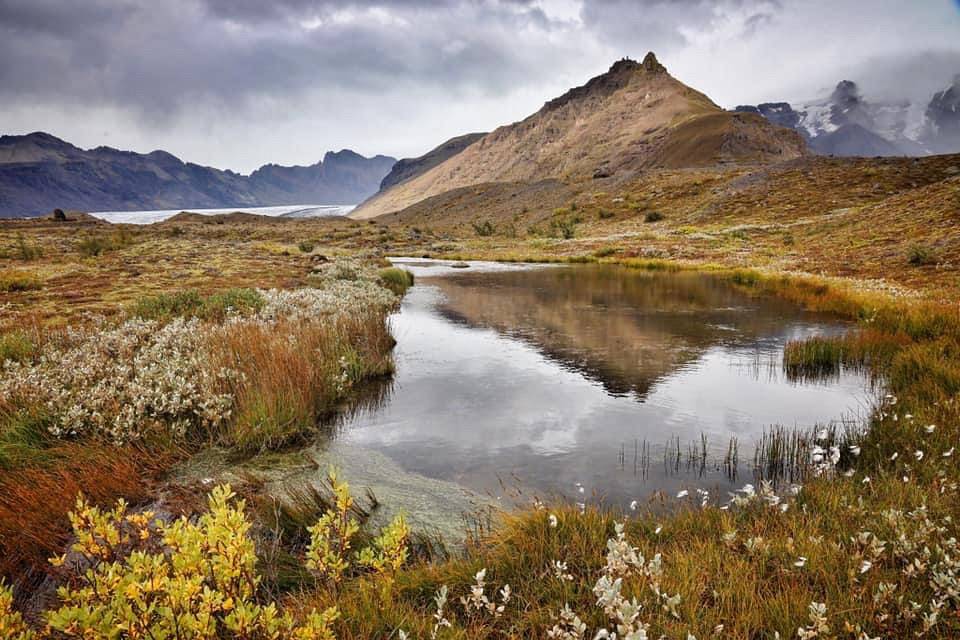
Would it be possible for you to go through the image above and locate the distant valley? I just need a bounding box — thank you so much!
[0,132,395,217]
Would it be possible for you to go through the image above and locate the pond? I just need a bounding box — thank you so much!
[327,260,874,509]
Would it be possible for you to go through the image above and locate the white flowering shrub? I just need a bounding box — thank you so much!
[0,317,235,443]
[256,280,397,322]
[0,278,400,447]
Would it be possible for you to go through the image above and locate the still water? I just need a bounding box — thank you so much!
[331,260,873,507]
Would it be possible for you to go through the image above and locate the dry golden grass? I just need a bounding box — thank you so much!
[210,313,396,452]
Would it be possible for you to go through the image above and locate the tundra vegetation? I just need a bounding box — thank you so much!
[0,184,959,639]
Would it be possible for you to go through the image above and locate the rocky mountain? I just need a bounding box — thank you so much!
[0,132,395,218]
[378,133,486,192]
[352,53,806,219]
[923,75,960,155]
[737,76,960,157]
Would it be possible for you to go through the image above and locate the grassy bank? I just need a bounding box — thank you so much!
[2,222,960,636]
[0,259,409,598]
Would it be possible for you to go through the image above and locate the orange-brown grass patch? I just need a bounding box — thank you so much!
[0,441,177,594]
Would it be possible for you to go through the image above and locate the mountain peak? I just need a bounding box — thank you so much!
[830,80,861,106]
[606,53,666,76]
[642,51,666,73]
[0,131,72,148]
[607,57,639,74]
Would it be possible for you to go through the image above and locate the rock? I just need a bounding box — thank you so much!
[451,262,470,269]
[593,167,612,179]
[641,51,666,74]
[52,208,66,221]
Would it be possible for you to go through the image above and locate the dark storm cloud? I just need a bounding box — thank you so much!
[0,0,565,120]
[0,0,787,120]
[1,0,956,171]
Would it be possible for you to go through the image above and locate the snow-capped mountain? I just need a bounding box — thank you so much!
[736,76,960,157]
[922,75,960,155]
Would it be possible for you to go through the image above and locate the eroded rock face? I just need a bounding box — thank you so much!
[377,133,486,193]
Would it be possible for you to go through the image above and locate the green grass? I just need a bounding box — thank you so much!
[378,267,415,295]
[0,331,35,364]
[782,329,909,382]
[131,287,265,322]
[0,406,55,470]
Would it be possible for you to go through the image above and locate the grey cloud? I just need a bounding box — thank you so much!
[578,0,782,52]
[0,0,957,171]
[834,50,960,103]
[0,0,567,120]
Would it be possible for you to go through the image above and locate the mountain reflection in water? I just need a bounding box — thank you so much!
[328,260,873,507]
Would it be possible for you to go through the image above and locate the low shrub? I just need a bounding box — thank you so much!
[550,217,577,239]
[299,240,316,253]
[472,220,496,237]
[41,484,340,639]
[77,228,135,257]
[0,270,42,293]
[907,243,939,266]
[644,210,665,223]
[598,209,615,220]
[14,234,42,261]
[593,247,617,258]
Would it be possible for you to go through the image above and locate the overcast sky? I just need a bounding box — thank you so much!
[2,0,959,173]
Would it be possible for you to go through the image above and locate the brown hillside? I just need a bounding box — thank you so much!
[352,53,806,219]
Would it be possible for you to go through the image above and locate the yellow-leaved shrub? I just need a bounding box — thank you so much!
[0,580,34,640]
[306,468,410,585]
[45,485,339,639]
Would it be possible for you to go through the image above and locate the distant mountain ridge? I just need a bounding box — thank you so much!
[0,132,396,217]
[736,75,960,157]
[353,53,806,219]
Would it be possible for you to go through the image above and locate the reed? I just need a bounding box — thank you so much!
[782,329,909,382]
[209,312,395,452]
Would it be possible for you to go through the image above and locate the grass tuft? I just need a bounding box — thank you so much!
[0,331,34,364]
[378,267,415,296]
